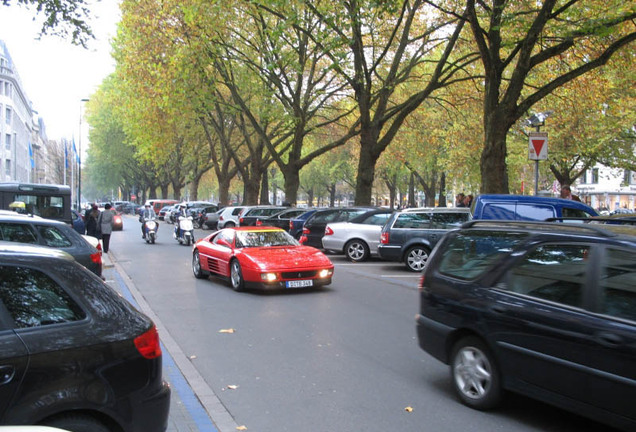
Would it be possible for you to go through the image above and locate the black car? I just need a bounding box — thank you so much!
[0,213,102,277]
[0,243,171,431]
[261,208,309,231]
[377,207,471,271]
[238,206,287,226]
[416,220,636,431]
[299,207,376,249]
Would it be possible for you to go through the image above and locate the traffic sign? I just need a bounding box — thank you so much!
[528,132,548,160]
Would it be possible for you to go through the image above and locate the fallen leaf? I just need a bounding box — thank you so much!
[227,385,238,390]
[219,328,236,334]
[404,406,413,412]
[236,426,247,431]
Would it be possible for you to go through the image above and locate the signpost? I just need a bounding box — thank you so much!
[528,131,548,196]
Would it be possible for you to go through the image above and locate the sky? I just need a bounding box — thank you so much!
[0,1,121,141]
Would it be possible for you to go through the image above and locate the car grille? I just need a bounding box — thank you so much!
[282,270,318,279]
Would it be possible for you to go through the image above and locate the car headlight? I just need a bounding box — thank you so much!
[318,269,333,278]
[261,272,278,282]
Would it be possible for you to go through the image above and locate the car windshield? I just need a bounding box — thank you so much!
[235,230,299,248]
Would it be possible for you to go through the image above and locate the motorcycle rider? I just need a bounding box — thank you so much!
[140,203,157,239]
[173,204,186,239]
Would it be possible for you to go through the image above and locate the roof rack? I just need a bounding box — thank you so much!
[463,219,627,238]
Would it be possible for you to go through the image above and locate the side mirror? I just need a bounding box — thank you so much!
[216,238,232,248]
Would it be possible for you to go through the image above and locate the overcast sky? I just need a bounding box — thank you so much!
[0,1,121,141]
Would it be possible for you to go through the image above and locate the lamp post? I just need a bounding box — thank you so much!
[78,98,89,210]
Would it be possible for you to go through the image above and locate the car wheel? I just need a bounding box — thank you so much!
[450,336,502,410]
[230,259,245,292]
[345,239,370,262]
[404,245,430,272]
[42,413,110,432]
[192,250,209,279]
[225,221,235,228]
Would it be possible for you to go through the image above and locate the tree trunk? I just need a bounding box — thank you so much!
[355,133,383,205]
[438,172,446,207]
[408,173,416,208]
[244,176,260,205]
[218,177,231,206]
[260,170,269,204]
[161,185,169,199]
[189,178,200,201]
[480,115,510,194]
[282,167,300,206]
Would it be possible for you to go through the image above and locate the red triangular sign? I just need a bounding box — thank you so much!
[532,139,545,156]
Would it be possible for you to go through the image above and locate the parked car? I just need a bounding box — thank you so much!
[158,205,174,221]
[378,207,472,271]
[322,209,394,261]
[70,209,85,234]
[299,207,376,249]
[189,205,219,229]
[471,194,598,220]
[288,209,319,239]
[415,220,636,431]
[238,206,288,226]
[0,213,102,277]
[192,226,334,291]
[0,242,171,431]
[216,206,246,229]
[260,208,309,231]
[203,206,222,230]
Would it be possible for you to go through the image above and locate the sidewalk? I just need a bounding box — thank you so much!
[101,252,239,432]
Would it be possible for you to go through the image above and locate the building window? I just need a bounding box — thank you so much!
[5,107,11,125]
[5,159,10,177]
[591,168,599,184]
[4,82,10,98]
[624,170,633,186]
[5,133,11,150]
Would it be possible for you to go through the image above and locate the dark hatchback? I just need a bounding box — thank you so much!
[0,213,102,277]
[299,207,376,248]
[0,243,170,432]
[238,206,288,227]
[261,208,309,231]
[416,221,635,431]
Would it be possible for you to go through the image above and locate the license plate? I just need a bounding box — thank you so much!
[286,280,313,288]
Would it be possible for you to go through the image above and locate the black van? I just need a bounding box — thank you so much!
[0,182,72,225]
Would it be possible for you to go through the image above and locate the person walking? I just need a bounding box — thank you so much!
[97,203,115,253]
[85,204,100,237]
[560,185,582,202]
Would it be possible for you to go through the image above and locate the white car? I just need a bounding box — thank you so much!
[321,209,393,261]
[216,206,246,229]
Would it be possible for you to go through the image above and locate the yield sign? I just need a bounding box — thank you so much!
[528,132,548,160]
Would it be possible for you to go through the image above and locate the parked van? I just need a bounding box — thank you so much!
[471,194,598,221]
[145,199,179,215]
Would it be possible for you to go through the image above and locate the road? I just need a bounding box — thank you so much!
[110,214,616,432]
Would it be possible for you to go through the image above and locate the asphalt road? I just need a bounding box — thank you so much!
[110,214,617,432]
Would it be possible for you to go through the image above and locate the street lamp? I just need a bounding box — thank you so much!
[78,98,89,210]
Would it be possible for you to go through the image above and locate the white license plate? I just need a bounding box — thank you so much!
[286,280,313,288]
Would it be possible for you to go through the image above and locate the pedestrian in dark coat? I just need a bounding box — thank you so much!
[85,204,100,237]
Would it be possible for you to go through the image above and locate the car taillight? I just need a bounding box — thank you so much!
[91,242,103,265]
[134,325,162,359]
[299,235,307,244]
[380,232,389,244]
[324,226,334,236]
[219,215,224,221]
[289,220,294,230]
[256,219,262,226]
[240,217,244,223]
[302,227,310,234]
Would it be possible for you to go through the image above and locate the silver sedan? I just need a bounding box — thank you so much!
[321,210,393,261]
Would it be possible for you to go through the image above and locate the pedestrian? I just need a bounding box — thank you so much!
[85,203,100,237]
[456,193,466,207]
[97,203,115,253]
[560,185,581,202]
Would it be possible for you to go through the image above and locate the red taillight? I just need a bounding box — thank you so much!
[299,236,307,244]
[380,232,389,244]
[289,220,293,230]
[302,227,310,234]
[220,215,225,221]
[134,325,162,359]
[256,219,262,226]
[239,217,244,223]
[91,242,103,265]
[324,226,334,236]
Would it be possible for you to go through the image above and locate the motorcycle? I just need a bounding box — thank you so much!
[174,214,195,246]
[143,218,158,244]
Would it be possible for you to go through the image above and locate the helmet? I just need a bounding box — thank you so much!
[145,203,151,207]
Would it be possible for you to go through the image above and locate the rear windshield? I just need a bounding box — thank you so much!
[437,230,528,279]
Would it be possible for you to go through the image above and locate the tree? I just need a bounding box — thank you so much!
[2,0,94,47]
[462,0,636,193]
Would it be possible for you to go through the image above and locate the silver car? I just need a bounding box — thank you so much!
[322,209,393,261]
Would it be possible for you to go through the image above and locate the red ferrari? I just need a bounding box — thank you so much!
[192,226,334,291]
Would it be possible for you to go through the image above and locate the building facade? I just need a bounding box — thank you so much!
[576,164,636,213]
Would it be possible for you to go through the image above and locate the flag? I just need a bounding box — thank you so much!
[28,141,34,168]
[64,141,69,169]
[72,138,80,164]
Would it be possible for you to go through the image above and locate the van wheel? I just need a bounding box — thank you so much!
[42,413,110,432]
[450,336,501,410]
[404,245,430,272]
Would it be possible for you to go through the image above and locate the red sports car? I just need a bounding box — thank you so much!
[192,226,334,291]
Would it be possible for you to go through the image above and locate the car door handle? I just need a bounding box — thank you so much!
[0,365,15,385]
[595,332,623,347]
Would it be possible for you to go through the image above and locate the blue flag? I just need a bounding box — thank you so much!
[28,141,34,168]
[72,138,80,163]
[64,141,69,169]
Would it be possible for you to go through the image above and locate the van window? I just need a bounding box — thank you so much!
[394,212,431,229]
[515,204,555,221]
[600,248,636,321]
[481,203,516,220]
